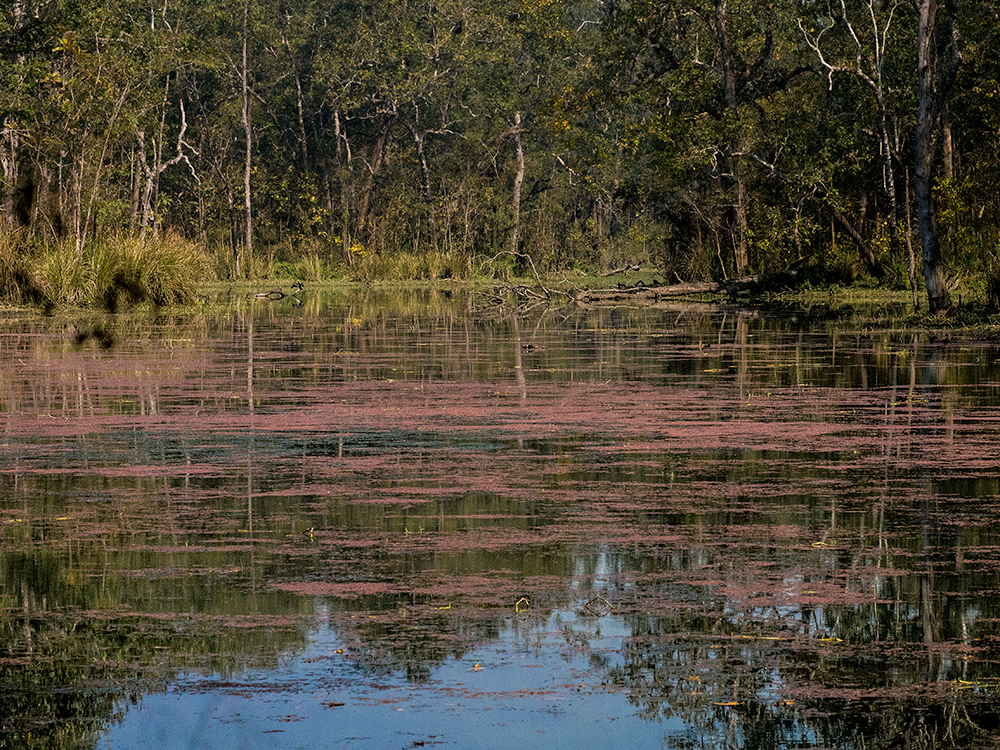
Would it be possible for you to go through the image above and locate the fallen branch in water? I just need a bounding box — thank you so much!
[478,251,575,307]
[577,268,803,304]
[253,282,304,301]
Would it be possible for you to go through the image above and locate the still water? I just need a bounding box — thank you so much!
[3,289,1000,749]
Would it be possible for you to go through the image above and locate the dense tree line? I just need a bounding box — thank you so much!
[1,0,998,308]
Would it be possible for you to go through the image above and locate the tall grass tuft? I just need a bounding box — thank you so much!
[983,248,1000,312]
[38,243,91,306]
[2,232,210,310]
[295,251,331,281]
[0,230,51,307]
[209,241,277,280]
[349,249,470,282]
[91,233,210,310]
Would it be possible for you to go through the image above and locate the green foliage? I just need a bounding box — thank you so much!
[1,0,999,302]
[271,243,345,282]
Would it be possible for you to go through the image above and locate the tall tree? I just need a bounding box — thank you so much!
[239,0,253,276]
[601,0,811,277]
[799,0,908,277]
[914,0,961,312]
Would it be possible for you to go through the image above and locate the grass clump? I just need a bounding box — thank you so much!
[0,230,52,307]
[95,233,210,310]
[349,249,470,282]
[1,232,210,311]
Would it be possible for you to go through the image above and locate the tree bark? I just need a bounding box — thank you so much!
[333,110,353,264]
[511,112,524,255]
[403,115,436,250]
[2,0,30,229]
[941,103,954,181]
[137,97,192,241]
[241,0,253,275]
[905,168,920,310]
[714,1,748,274]
[827,203,885,279]
[354,112,392,244]
[2,126,20,231]
[878,111,903,260]
[281,30,310,170]
[227,178,239,277]
[914,0,961,313]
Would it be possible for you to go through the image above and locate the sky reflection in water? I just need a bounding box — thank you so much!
[3,291,1000,749]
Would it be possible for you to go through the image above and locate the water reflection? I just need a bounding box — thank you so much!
[2,291,1000,748]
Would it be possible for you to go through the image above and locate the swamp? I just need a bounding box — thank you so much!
[3,287,1000,749]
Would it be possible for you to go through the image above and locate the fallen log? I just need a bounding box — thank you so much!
[253,282,304,301]
[578,268,802,303]
[600,263,642,277]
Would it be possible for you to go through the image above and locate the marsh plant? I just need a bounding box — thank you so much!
[0,232,209,310]
[0,230,50,307]
[349,248,471,283]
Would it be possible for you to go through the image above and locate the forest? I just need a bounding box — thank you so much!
[1,0,998,311]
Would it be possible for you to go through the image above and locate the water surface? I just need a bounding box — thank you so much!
[3,290,1000,749]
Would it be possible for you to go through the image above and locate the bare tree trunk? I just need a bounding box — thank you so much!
[905,168,920,310]
[879,110,903,260]
[354,113,392,243]
[941,103,954,181]
[136,129,150,236]
[403,116,435,250]
[511,112,524,255]
[2,128,19,230]
[333,111,352,263]
[828,202,884,278]
[227,178,240,278]
[241,0,253,274]
[72,145,87,253]
[137,94,193,242]
[128,143,141,233]
[405,121,432,203]
[914,0,961,313]
[731,159,748,273]
[714,1,748,274]
[2,0,30,229]
[281,31,310,170]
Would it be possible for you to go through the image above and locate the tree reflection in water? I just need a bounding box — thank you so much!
[2,292,1000,748]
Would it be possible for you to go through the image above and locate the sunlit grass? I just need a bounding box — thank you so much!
[349,249,471,282]
[1,232,211,310]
